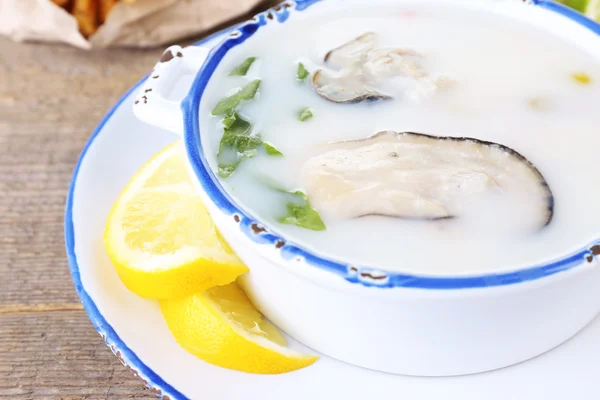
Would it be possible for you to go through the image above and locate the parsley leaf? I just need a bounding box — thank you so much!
[218,159,243,178]
[229,57,256,76]
[236,135,263,158]
[212,80,261,115]
[217,113,261,177]
[218,113,251,153]
[222,112,237,129]
[299,107,313,121]
[297,62,309,80]
[238,79,262,100]
[217,113,274,177]
[214,79,282,177]
[263,142,283,156]
[278,190,326,231]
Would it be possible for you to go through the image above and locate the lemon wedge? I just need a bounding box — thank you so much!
[561,0,600,20]
[104,141,248,299]
[586,0,600,21]
[160,281,318,374]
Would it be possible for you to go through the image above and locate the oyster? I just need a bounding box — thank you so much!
[302,131,553,230]
[312,70,390,103]
[324,32,377,69]
[312,33,440,103]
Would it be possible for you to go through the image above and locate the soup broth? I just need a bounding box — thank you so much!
[199,3,600,275]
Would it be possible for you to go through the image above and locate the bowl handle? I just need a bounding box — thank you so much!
[132,45,209,135]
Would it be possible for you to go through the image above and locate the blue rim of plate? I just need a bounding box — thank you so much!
[182,0,600,290]
[65,2,600,399]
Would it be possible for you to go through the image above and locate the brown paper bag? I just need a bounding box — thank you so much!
[0,0,274,49]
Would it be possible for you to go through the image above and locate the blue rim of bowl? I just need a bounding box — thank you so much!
[65,2,600,399]
[182,0,600,290]
[63,28,235,400]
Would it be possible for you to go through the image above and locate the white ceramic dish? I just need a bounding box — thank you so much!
[66,26,600,400]
[132,0,600,377]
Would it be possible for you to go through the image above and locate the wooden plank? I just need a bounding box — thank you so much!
[0,36,162,397]
[0,37,159,308]
[0,310,156,399]
[0,33,160,396]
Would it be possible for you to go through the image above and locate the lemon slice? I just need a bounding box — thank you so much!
[562,0,600,19]
[104,141,247,299]
[160,282,318,374]
[585,0,600,20]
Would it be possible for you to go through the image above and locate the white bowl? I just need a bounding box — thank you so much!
[133,0,600,376]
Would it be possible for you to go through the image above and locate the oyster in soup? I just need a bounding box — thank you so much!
[302,131,553,231]
[312,32,450,103]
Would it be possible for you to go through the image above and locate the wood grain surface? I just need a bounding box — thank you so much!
[0,2,276,398]
[0,36,166,400]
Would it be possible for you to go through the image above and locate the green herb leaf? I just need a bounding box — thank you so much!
[236,136,263,158]
[297,62,309,80]
[218,159,243,178]
[238,79,262,100]
[222,112,237,129]
[287,190,308,201]
[219,113,252,154]
[263,142,283,156]
[229,57,256,76]
[212,94,241,116]
[299,107,313,121]
[278,190,326,231]
[217,113,264,177]
[212,79,262,115]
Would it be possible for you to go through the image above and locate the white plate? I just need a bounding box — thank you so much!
[65,28,600,400]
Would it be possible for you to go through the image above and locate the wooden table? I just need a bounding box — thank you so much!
[0,4,273,394]
[0,35,166,399]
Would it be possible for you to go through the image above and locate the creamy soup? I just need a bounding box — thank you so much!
[199,3,600,275]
